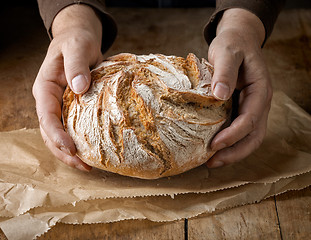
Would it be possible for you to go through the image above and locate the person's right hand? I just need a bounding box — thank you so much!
[32,4,103,171]
[205,8,272,168]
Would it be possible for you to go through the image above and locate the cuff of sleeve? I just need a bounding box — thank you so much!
[203,0,285,47]
[38,0,117,53]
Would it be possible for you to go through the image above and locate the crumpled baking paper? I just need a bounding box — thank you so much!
[0,91,310,240]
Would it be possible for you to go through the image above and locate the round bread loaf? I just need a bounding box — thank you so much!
[62,53,231,179]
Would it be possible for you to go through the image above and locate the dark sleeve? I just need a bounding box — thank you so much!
[37,0,117,53]
[204,0,286,46]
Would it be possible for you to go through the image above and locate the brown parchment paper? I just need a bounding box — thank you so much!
[1,172,311,240]
[0,91,311,239]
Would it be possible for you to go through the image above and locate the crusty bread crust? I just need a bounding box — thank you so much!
[63,53,231,179]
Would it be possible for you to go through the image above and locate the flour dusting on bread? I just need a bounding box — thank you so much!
[63,53,231,179]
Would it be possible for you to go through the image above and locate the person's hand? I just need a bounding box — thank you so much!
[32,4,103,171]
[206,8,273,168]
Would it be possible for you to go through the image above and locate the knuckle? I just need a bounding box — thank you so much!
[32,85,37,99]
[224,44,244,61]
[50,133,64,149]
[62,34,93,53]
[37,112,45,127]
[32,79,40,99]
[225,149,241,164]
[252,136,264,150]
[59,153,79,168]
[66,159,77,168]
[63,37,78,51]
[208,45,216,63]
[32,82,37,97]
[247,114,259,131]
[250,129,265,150]
[266,86,273,104]
[43,137,49,146]
[257,81,273,109]
[40,129,53,150]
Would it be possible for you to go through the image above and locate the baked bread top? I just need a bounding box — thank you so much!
[62,53,231,179]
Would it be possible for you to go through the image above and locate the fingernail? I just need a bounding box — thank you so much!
[208,161,224,168]
[72,75,88,94]
[60,146,74,156]
[212,143,227,151]
[213,82,230,100]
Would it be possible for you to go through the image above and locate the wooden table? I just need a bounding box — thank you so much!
[0,4,310,240]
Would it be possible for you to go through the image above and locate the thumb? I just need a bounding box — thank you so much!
[62,44,92,94]
[208,43,243,100]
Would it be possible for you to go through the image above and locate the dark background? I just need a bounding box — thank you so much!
[105,0,216,7]
[2,0,311,8]
[1,0,310,51]
[105,0,311,8]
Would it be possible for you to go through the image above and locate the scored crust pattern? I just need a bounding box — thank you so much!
[62,53,231,179]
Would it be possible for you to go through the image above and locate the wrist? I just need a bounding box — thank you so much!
[216,8,265,48]
[52,4,102,43]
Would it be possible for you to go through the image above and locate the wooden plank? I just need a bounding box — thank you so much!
[265,9,311,114]
[275,186,311,240]
[188,198,281,240]
[37,220,185,240]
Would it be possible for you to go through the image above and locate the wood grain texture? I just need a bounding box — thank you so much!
[275,187,311,240]
[38,220,184,240]
[188,198,282,240]
[0,4,310,240]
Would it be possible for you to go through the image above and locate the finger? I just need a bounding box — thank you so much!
[207,107,269,168]
[211,114,256,151]
[62,40,92,94]
[33,76,77,156]
[208,42,243,100]
[207,134,260,168]
[40,126,91,171]
[207,129,265,168]
[211,81,272,151]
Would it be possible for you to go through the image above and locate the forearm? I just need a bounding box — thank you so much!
[204,0,286,46]
[216,8,265,48]
[52,4,102,49]
[37,0,117,53]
